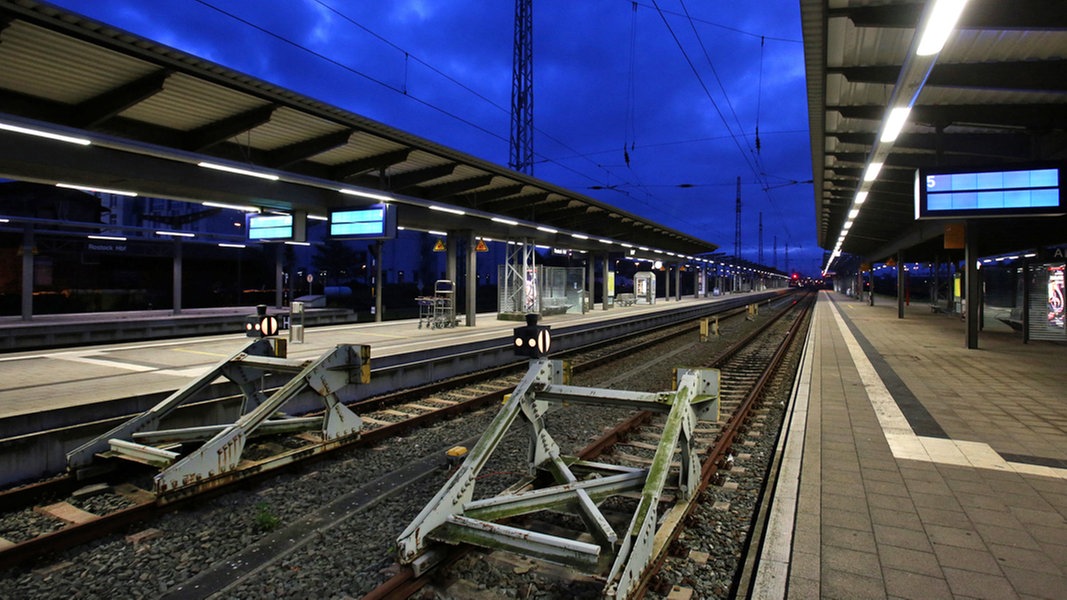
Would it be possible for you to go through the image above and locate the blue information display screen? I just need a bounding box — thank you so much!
[916,165,1063,219]
[247,214,293,240]
[329,203,396,239]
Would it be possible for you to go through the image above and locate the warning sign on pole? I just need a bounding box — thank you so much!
[475,239,489,252]
[432,239,446,252]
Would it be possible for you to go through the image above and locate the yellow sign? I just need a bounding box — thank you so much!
[432,239,446,252]
[475,239,489,252]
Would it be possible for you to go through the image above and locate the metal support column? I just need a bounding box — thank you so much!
[20,224,33,321]
[172,238,183,315]
[466,231,477,327]
[602,253,610,310]
[374,241,383,322]
[676,263,682,301]
[897,251,905,319]
[665,265,672,301]
[694,267,700,299]
[587,258,595,311]
[274,244,284,308]
[965,222,980,348]
[446,233,457,284]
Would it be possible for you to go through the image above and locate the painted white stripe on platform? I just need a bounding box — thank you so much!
[827,299,1067,480]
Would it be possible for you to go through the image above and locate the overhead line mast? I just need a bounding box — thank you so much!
[509,0,534,175]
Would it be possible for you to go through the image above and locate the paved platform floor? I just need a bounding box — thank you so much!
[757,291,1067,600]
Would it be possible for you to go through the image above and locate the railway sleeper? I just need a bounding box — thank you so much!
[397,357,720,599]
[65,339,372,499]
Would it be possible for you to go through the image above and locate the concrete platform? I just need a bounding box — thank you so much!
[756,291,1067,599]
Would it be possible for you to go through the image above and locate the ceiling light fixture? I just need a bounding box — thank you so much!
[57,183,137,197]
[339,188,392,201]
[203,201,260,212]
[198,161,279,181]
[880,106,912,142]
[916,0,969,56]
[429,205,465,216]
[0,122,91,146]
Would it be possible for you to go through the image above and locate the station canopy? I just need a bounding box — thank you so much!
[803,0,1067,265]
[0,0,717,260]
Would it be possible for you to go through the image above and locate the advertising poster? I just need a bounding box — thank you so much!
[1048,265,1065,331]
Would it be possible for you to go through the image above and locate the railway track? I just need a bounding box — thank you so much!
[368,291,814,598]
[0,295,791,572]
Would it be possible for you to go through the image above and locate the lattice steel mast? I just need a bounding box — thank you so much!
[509,0,534,174]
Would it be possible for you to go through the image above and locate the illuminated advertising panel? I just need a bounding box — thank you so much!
[1049,265,1065,331]
[915,164,1063,219]
[328,203,396,240]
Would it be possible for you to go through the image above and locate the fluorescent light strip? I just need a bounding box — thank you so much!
[880,107,912,143]
[537,226,558,234]
[491,217,519,226]
[916,0,969,56]
[308,214,328,221]
[0,218,9,223]
[598,239,613,245]
[571,233,589,240]
[203,201,260,213]
[156,230,194,238]
[848,209,860,219]
[0,122,91,146]
[855,191,869,205]
[285,241,310,246]
[88,235,126,241]
[863,162,884,182]
[198,161,279,181]
[219,243,246,249]
[57,183,137,197]
[339,188,392,201]
[429,205,465,216]
[428,230,448,236]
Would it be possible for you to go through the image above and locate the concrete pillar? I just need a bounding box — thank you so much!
[665,265,672,301]
[676,264,682,301]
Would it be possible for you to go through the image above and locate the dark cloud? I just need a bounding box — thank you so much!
[47,0,819,274]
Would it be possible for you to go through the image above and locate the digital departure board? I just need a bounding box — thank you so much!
[329,203,396,240]
[915,165,1063,219]
[247,214,294,240]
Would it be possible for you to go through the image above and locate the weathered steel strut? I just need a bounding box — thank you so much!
[396,358,719,599]
[66,340,370,497]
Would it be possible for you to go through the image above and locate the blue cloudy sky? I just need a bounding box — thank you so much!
[47,0,818,274]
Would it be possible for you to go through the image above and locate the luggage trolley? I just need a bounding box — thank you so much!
[417,279,456,329]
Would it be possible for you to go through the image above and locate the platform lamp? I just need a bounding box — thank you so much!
[513,313,551,358]
[245,304,279,338]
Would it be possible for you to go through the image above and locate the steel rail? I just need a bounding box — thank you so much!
[361,292,814,599]
[0,297,785,571]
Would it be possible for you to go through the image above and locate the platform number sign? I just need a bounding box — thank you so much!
[513,313,551,358]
